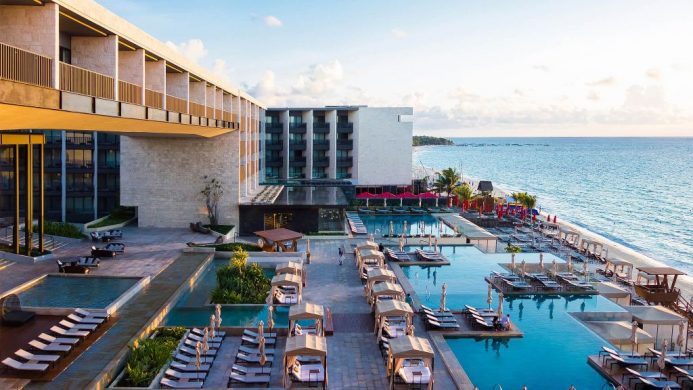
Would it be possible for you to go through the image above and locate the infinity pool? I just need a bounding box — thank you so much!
[163,259,288,327]
[16,275,140,309]
[400,246,621,388]
[359,214,456,237]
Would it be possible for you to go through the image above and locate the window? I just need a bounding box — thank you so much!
[65,149,92,168]
[313,114,326,124]
[264,212,293,230]
[312,167,327,179]
[336,150,350,158]
[98,149,119,168]
[313,133,327,141]
[265,167,279,179]
[289,114,302,125]
[65,131,92,145]
[289,133,304,142]
[66,173,93,191]
[59,47,71,63]
[337,167,351,179]
[289,167,304,179]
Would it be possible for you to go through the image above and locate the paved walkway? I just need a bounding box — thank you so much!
[27,251,212,390]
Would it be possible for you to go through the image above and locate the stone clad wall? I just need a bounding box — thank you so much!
[120,132,240,227]
[71,35,118,77]
[0,3,58,58]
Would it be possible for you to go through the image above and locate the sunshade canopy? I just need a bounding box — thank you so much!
[284,334,327,356]
[389,336,434,359]
[375,300,413,317]
[359,248,384,259]
[289,302,325,321]
[367,268,396,281]
[626,305,686,325]
[276,261,303,275]
[371,282,404,296]
[271,273,302,287]
[255,228,304,243]
[637,267,686,276]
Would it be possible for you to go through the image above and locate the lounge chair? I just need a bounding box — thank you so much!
[506,280,533,290]
[607,353,648,371]
[474,317,495,329]
[59,319,97,331]
[376,208,391,214]
[426,318,460,330]
[633,377,681,389]
[421,304,451,313]
[231,364,271,375]
[187,333,222,344]
[229,372,271,386]
[491,271,521,281]
[420,308,455,318]
[103,242,125,253]
[411,208,425,214]
[2,357,49,372]
[183,339,221,350]
[169,361,211,372]
[165,368,206,381]
[29,340,71,353]
[15,349,60,363]
[666,357,693,368]
[67,313,104,325]
[673,366,693,382]
[50,325,89,338]
[425,314,457,324]
[160,377,203,389]
[192,327,225,338]
[56,259,89,274]
[75,308,109,319]
[39,333,79,345]
[290,363,325,385]
[241,335,276,345]
[393,208,407,214]
[174,353,214,365]
[623,368,668,387]
[179,345,217,357]
[358,208,374,214]
[235,352,274,364]
[91,246,117,258]
[238,346,275,356]
[243,329,275,339]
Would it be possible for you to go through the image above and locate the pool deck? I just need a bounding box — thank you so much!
[485,275,600,296]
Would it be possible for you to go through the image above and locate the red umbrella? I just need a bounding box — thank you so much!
[399,191,417,199]
[379,192,397,198]
[356,192,375,199]
[547,214,551,222]
[553,215,557,223]
[418,192,438,199]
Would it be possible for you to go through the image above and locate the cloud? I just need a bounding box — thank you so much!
[586,76,616,87]
[391,28,407,39]
[586,90,600,101]
[532,65,550,72]
[645,68,661,80]
[212,59,232,82]
[292,60,343,96]
[165,38,208,63]
[263,15,283,27]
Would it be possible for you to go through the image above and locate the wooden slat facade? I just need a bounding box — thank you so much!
[59,62,114,100]
[0,42,53,88]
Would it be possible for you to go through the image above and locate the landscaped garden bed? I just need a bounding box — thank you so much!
[85,207,137,232]
[211,249,271,304]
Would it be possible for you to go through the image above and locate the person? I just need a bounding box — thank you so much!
[492,316,500,330]
[500,314,511,331]
[338,247,343,257]
[405,293,413,306]
[339,253,344,266]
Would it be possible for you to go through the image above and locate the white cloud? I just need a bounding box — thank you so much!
[586,76,617,87]
[212,59,232,82]
[292,60,343,96]
[165,38,208,64]
[391,28,407,39]
[645,68,661,80]
[532,65,550,72]
[264,15,283,27]
[587,90,600,101]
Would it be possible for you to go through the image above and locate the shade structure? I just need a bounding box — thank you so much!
[255,228,304,252]
[271,273,303,304]
[276,261,305,286]
[418,192,438,199]
[356,192,376,199]
[370,282,405,306]
[365,268,397,296]
[289,302,325,337]
[374,300,414,339]
[387,336,434,390]
[357,248,385,271]
[399,191,417,199]
[380,192,397,199]
[283,334,328,388]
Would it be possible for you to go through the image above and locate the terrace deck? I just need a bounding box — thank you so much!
[485,276,600,296]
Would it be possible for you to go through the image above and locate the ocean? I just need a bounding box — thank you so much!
[413,137,692,272]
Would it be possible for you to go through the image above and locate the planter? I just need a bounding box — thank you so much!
[83,216,138,234]
[208,225,236,243]
[0,250,54,264]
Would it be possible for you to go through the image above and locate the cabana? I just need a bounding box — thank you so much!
[355,241,379,266]
[604,258,634,282]
[357,249,385,273]
[276,261,305,286]
[626,305,688,350]
[283,334,328,389]
[365,268,397,297]
[255,228,304,252]
[289,302,325,337]
[635,267,686,306]
[369,282,405,306]
[542,222,560,237]
[387,336,434,390]
[271,273,303,304]
[558,227,580,247]
[374,300,414,340]
[580,239,606,260]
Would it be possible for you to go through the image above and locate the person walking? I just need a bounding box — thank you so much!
[339,253,344,266]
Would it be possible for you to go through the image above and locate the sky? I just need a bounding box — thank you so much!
[98,0,693,137]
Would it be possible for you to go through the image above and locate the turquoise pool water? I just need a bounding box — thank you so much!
[163,259,288,327]
[359,214,456,237]
[17,275,139,309]
[401,246,622,388]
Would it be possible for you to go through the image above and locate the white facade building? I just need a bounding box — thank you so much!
[263,106,413,186]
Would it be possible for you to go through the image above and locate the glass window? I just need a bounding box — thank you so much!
[263,212,293,230]
[318,208,343,232]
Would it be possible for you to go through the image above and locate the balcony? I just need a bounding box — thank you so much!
[313,139,330,150]
[337,122,353,133]
[60,62,114,100]
[289,140,306,151]
[265,140,283,150]
[266,157,284,167]
[66,136,94,147]
[118,80,142,105]
[289,123,307,134]
[266,123,284,134]
[290,158,306,168]
[336,172,352,179]
[146,89,164,109]
[165,94,187,113]
[337,157,353,167]
[313,157,329,167]
[313,122,330,133]
[0,42,53,88]
[337,139,353,149]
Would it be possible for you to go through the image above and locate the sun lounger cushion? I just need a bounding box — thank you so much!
[160,377,203,388]
[398,366,431,384]
[2,357,49,371]
[229,373,271,384]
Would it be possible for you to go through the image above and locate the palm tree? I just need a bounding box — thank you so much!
[453,183,473,210]
[433,168,461,207]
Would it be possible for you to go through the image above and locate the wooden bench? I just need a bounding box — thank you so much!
[324,307,334,336]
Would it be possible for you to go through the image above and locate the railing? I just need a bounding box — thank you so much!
[59,62,114,100]
[223,111,232,122]
[146,89,164,109]
[0,42,53,88]
[166,94,187,113]
[206,106,214,118]
[118,80,142,105]
[215,109,222,120]
[189,102,205,117]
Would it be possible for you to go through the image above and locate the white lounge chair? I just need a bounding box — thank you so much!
[231,364,271,375]
[187,333,222,344]
[183,339,220,350]
[29,340,71,353]
[243,329,276,339]
[67,313,104,325]
[229,373,271,386]
[59,319,97,331]
[75,308,109,319]
[191,327,225,338]
[235,352,274,364]
[179,345,217,357]
[238,345,275,355]
[174,353,214,365]
[2,357,49,372]
[169,361,210,372]
[165,368,206,380]
[160,377,203,389]
[241,335,276,345]
[39,333,79,345]
[16,349,60,363]
[50,326,89,338]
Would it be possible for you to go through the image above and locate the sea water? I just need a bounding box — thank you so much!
[413,137,692,272]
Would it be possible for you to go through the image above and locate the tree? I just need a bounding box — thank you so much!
[433,168,461,206]
[200,176,223,225]
[453,183,473,210]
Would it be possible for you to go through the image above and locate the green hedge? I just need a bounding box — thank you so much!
[33,221,84,239]
[120,327,186,387]
[87,206,136,228]
[211,249,271,304]
[203,224,234,235]
[212,242,262,252]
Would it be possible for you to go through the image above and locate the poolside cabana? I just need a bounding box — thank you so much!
[594,282,631,306]
[289,302,325,337]
[580,239,606,259]
[626,305,688,350]
[583,320,654,355]
[369,282,405,306]
[283,334,328,389]
[374,300,414,340]
[271,273,303,304]
[365,268,397,296]
[355,242,380,266]
[634,266,686,305]
[604,258,634,282]
[357,249,385,272]
[387,336,435,390]
[255,228,304,252]
[276,261,305,286]
[558,227,580,247]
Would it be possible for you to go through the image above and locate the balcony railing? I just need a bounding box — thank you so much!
[118,80,142,105]
[206,106,214,118]
[0,42,53,88]
[146,89,164,109]
[223,111,232,122]
[166,94,187,113]
[189,102,205,117]
[215,109,222,120]
[60,62,114,100]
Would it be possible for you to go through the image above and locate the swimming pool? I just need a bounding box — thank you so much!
[359,214,456,237]
[400,246,623,388]
[15,275,141,309]
[163,259,288,327]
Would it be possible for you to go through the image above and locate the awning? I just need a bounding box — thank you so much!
[367,268,396,281]
[271,273,302,287]
[255,228,304,243]
[276,261,303,275]
[371,282,404,297]
[389,336,434,359]
[284,334,327,356]
[626,305,687,325]
[375,300,413,317]
[637,267,686,276]
[289,302,325,321]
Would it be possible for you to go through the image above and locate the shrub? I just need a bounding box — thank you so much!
[203,224,234,235]
[87,206,136,228]
[155,326,187,340]
[211,249,271,304]
[121,337,178,387]
[34,221,84,239]
[505,243,523,253]
[212,243,262,252]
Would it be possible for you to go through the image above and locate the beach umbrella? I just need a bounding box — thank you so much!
[306,238,311,255]
[215,304,222,329]
[553,215,557,224]
[657,339,668,371]
[539,253,544,271]
[521,260,527,278]
[486,283,493,310]
[195,341,202,373]
[583,261,589,283]
[677,320,685,353]
[209,314,216,339]
[547,214,551,222]
[497,292,504,317]
[257,320,264,343]
[434,237,439,253]
[511,253,516,273]
[202,327,210,354]
[428,235,432,248]
[406,322,415,336]
[552,259,558,278]
[439,283,447,312]
[268,305,275,333]
[631,320,639,354]
[399,235,405,252]
[567,255,573,272]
